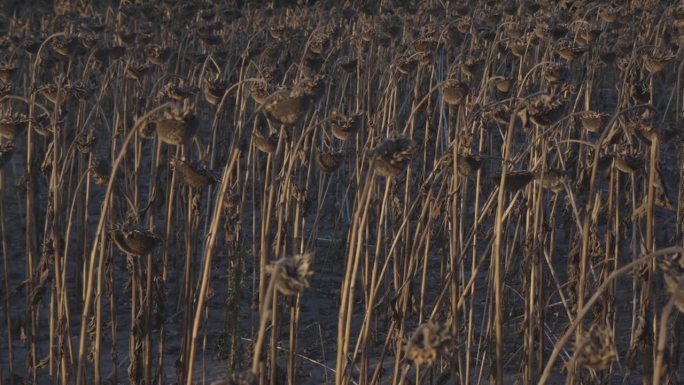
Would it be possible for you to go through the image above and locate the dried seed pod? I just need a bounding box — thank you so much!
[370,137,417,177]
[110,226,160,256]
[314,148,343,173]
[265,252,313,296]
[441,80,469,105]
[153,107,198,146]
[252,130,278,154]
[170,157,218,188]
[573,324,617,370]
[404,321,452,366]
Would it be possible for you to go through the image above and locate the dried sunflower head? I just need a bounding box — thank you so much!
[266,252,313,296]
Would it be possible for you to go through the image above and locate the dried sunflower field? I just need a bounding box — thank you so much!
[0,1,684,385]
